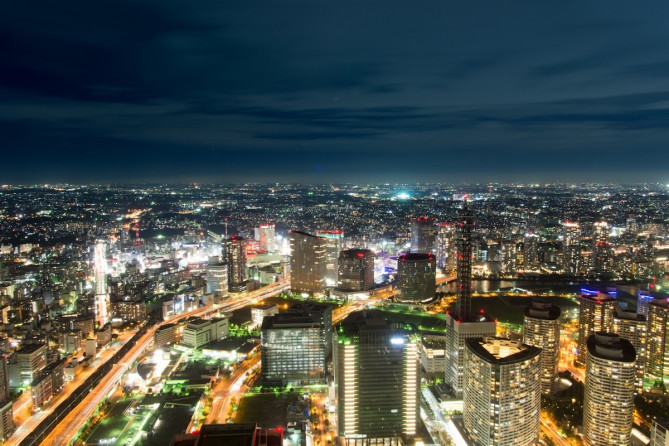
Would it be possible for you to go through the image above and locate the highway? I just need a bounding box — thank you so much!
[205,356,260,427]
[37,278,290,446]
[6,331,136,446]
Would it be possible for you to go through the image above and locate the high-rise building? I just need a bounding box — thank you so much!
[93,240,110,327]
[646,299,669,388]
[522,233,540,271]
[410,217,435,254]
[464,337,541,446]
[582,333,636,446]
[316,230,345,287]
[261,304,331,385]
[455,204,474,321]
[222,236,247,292]
[396,253,436,303]
[258,223,276,252]
[445,204,496,397]
[0,356,8,401]
[289,230,327,295]
[337,249,375,291]
[523,300,561,394]
[0,400,14,443]
[576,293,616,366]
[206,257,229,298]
[436,222,455,270]
[613,307,647,391]
[335,311,420,442]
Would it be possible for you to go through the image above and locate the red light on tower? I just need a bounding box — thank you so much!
[356,252,365,258]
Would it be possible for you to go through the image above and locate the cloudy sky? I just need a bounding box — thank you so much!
[2,1,669,184]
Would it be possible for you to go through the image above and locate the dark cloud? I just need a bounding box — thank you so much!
[1,0,669,183]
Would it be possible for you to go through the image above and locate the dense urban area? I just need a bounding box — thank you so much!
[0,183,668,446]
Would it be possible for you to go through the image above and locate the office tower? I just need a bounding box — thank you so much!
[258,223,276,252]
[410,217,435,254]
[464,337,541,446]
[0,357,8,401]
[0,400,13,443]
[523,233,539,271]
[582,333,636,446]
[335,311,420,442]
[222,235,247,292]
[289,230,327,295]
[206,257,229,298]
[261,303,331,385]
[337,249,375,291]
[396,253,436,303]
[576,293,616,366]
[613,307,647,391]
[436,222,454,270]
[445,204,496,397]
[11,343,47,388]
[93,240,110,326]
[646,299,669,388]
[316,230,345,287]
[523,300,561,394]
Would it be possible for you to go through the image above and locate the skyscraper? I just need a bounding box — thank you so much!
[576,293,616,367]
[222,235,247,292]
[464,337,541,446]
[613,307,647,391]
[646,299,669,388]
[316,230,344,287]
[436,222,454,270]
[582,333,636,446]
[0,356,8,401]
[93,240,109,327]
[396,253,436,303]
[337,249,375,291]
[445,203,496,397]
[335,311,420,443]
[455,204,474,321]
[205,257,229,298]
[258,223,276,252]
[289,230,327,295]
[261,303,331,385]
[523,300,561,394]
[410,217,435,254]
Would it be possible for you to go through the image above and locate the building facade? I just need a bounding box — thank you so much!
[335,311,420,443]
[289,230,327,295]
[410,217,435,254]
[316,230,345,288]
[396,253,436,303]
[576,293,616,366]
[523,300,561,394]
[582,333,636,446]
[337,249,375,292]
[464,337,541,446]
[261,305,332,385]
[613,308,647,391]
[222,236,247,292]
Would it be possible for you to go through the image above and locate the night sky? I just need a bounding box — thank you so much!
[2,1,669,184]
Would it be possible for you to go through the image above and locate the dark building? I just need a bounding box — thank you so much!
[289,230,327,295]
[396,253,436,303]
[337,249,375,291]
[335,311,420,443]
[222,236,247,292]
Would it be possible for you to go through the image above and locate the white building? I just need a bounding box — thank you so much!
[181,317,229,349]
[583,333,636,446]
[464,337,541,446]
[523,301,561,394]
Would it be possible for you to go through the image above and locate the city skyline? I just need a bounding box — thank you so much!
[2,2,669,184]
